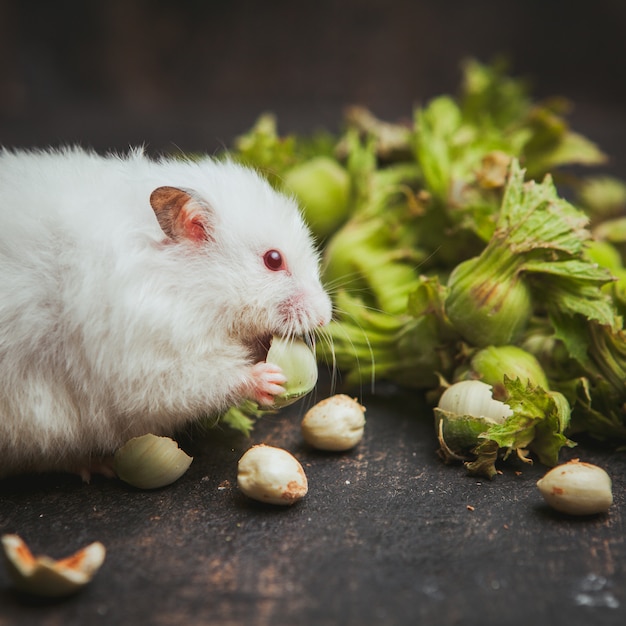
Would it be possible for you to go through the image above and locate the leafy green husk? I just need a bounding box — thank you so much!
[282,156,352,241]
[210,58,626,473]
[317,275,458,390]
[445,160,616,347]
[266,336,318,407]
[466,345,550,390]
[436,377,575,479]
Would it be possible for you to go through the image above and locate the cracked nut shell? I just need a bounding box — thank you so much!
[113,433,193,489]
[2,534,106,598]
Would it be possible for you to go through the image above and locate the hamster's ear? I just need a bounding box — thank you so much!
[150,186,215,244]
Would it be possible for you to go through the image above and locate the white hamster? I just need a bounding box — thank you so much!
[0,146,332,478]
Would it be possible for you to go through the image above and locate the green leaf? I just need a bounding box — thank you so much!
[413,96,462,200]
[219,401,272,437]
[594,216,626,245]
[435,377,575,479]
[587,323,626,396]
[343,105,413,160]
[548,130,607,167]
[482,411,537,454]
[465,439,500,479]
[233,114,297,184]
[523,258,613,282]
[525,257,617,330]
[530,391,576,466]
[232,113,337,188]
[525,128,607,178]
[498,164,590,256]
[473,378,575,472]
[496,378,574,461]
[569,376,626,441]
[322,286,457,390]
[447,159,618,348]
[537,279,616,328]
[407,275,448,319]
[579,176,626,219]
[460,57,531,130]
[549,311,592,367]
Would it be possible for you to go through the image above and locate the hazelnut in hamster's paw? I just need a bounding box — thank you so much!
[249,362,287,406]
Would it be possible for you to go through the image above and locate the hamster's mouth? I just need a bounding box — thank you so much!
[249,334,274,363]
[250,333,310,363]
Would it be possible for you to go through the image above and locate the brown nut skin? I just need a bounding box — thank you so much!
[301,394,366,451]
[537,459,613,516]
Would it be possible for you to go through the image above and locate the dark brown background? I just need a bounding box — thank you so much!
[1,0,625,171]
[1,1,625,625]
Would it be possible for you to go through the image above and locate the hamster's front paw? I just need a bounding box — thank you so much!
[248,361,287,406]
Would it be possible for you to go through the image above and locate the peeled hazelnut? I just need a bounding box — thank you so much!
[301,394,366,451]
[537,459,613,516]
[237,444,308,505]
[2,534,106,598]
[113,433,193,489]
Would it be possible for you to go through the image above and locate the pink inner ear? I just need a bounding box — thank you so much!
[150,185,214,244]
[185,213,208,243]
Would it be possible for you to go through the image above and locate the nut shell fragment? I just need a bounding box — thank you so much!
[537,459,613,516]
[113,433,193,489]
[237,444,308,505]
[437,379,512,424]
[2,534,106,598]
[301,394,366,451]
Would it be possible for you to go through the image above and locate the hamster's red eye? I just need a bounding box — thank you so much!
[263,249,285,271]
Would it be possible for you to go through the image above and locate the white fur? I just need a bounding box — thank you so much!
[0,146,332,475]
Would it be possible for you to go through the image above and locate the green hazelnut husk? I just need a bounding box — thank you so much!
[282,156,351,240]
[266,336,318,407]
[469,345,550,390]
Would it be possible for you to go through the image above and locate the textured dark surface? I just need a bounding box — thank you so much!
[0,385,625,626]
[1,1,626,624]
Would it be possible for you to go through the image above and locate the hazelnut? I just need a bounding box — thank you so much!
[537,459,613,515]
[237,444,307,505]
[301,394,366,451]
